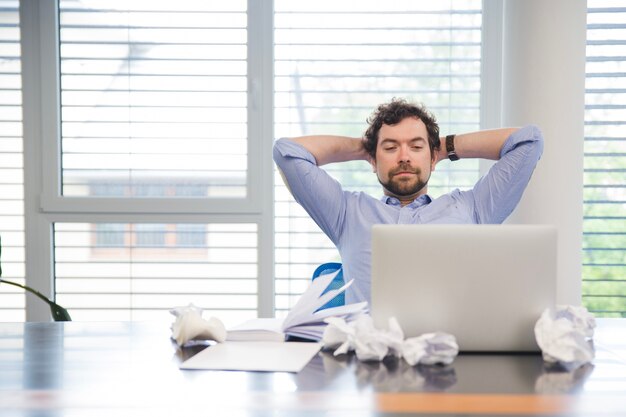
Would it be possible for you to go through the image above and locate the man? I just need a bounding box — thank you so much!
[273,98,543,304]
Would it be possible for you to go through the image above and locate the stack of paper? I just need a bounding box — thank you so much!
[226,318,285,342]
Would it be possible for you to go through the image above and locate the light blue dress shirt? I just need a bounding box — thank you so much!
[273,125,544,304]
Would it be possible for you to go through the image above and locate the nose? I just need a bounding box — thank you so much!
[398,144,410,163]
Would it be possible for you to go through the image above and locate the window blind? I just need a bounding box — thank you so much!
[58,0,248,198]
[0,0,24,322]
[54,222,258,325]
[584,1,626,317]
[274,0,482,313]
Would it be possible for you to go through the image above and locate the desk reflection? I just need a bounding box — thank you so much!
[23,323,65,390]
[175,342,596,395]
[298,349,592,395]
[535,363,595,394]
[355,356,458,391]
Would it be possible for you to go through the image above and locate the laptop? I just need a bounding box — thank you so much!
[371,224,557,352]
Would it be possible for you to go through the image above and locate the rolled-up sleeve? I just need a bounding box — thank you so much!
[466,125,544,224]
[273,138,347,244]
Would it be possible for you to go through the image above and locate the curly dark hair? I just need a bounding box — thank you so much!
[363,98,440,160]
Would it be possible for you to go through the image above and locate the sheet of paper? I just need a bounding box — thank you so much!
[179,341,322,373]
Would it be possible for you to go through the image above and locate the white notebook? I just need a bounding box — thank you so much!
[179,341,322,373]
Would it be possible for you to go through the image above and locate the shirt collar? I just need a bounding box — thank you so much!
[381,194,432,208]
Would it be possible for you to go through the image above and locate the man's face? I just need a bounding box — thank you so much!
[371,117,436,200]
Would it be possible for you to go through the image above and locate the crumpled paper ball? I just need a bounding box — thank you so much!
[353,315,404,361]
[170,304,227,346]
[553,305,596,338]
[322,315,458,366]
[322,316,355,355]
[534,305,596,371]
[402,332,459,366]
[324,315,399,361]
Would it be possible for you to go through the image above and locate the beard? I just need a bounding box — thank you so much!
[377,163,430,197]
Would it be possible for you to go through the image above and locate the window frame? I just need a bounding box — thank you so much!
[37,0,268,215]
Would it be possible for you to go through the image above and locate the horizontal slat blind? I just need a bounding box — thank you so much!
[0,1,25,322]
[584,2,626,317]
[274,0,482,313]
[54,222,258,326]
[58,0,248,198]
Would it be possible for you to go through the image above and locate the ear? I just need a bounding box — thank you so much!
[430,155,437,172]
[369,155,377,172]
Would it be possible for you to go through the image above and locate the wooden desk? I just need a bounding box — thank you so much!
[0,319,624,416]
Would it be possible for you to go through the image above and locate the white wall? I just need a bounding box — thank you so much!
[501,0,587,305]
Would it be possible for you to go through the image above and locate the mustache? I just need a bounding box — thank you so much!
[390,163,420,176]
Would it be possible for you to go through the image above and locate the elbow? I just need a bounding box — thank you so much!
[500,125,544,161]
[272,142,280,164]
[272,138,289,164]
[528,125,544,160]
[518,125,544,160]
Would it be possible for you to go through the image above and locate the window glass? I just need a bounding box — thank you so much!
[54,222,258,325]
[58,1,248,198]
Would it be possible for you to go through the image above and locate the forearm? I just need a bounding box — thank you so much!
[287,135,370,166]
[435,128,519,163]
